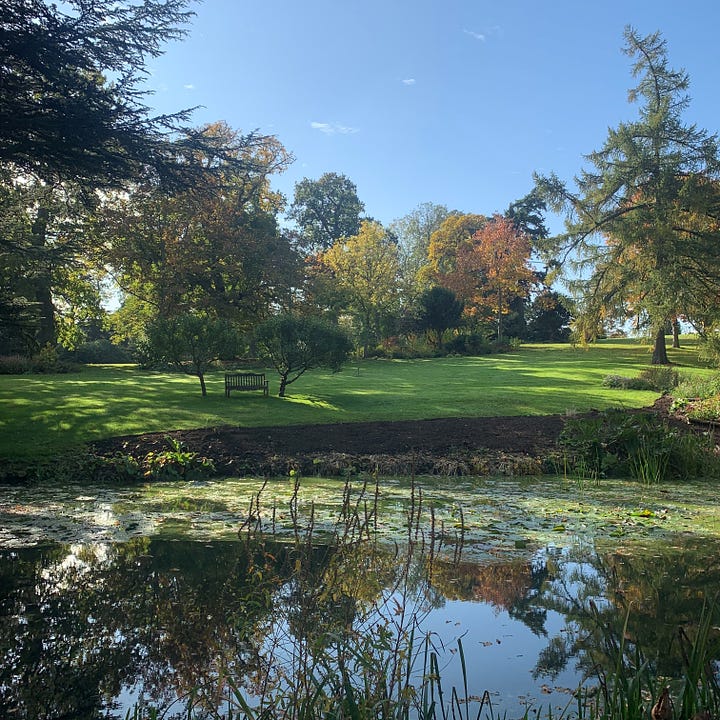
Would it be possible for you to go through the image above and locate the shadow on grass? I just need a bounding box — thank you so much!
[0,341,682,459]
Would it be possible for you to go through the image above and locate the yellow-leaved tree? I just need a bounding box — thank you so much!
[319,220,400,356]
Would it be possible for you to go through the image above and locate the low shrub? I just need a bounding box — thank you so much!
[366,336,441,359]
[445,333,492,355]
[0,350,78,374]
[670,372,720,422]
[698,331,720,366]
[602,374,632,389]
[3,437,215,485]
[603,366,680,393]
[3,451,144,485]
[0,355,34,374]
[559,409,718,483]
[674,372,720,401]
[142,437,215,481]
[637,365,680,392]
[62,339,133,364]
[601,374,654,390]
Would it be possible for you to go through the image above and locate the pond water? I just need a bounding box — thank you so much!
[1,475,720,719]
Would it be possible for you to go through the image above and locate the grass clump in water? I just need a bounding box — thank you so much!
[575,600,720,720]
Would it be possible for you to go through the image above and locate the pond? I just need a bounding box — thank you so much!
[1,474,720,719]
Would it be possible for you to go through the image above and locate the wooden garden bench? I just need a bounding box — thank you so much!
[224,372,269,397]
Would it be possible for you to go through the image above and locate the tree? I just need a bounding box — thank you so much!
[255,314,352,397]
[0,0,199,191]
[390,203,454,297]
[146,313,241,397]
[505,190,550,246]
[525,291,572,342]
[318,220,400,356]
[0,173,108,348]
[98,123,296,334]
[288,173,365,252]
[417,287,464,349]
[426,213,488,277]
[1,3,273,352]
[469,215,537,340]
[535,28,720,364]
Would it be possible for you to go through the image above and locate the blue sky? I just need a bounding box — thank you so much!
[146,1,720,234]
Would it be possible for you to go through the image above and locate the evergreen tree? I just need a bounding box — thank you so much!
[536,27,720,363]
[0,0,199,191]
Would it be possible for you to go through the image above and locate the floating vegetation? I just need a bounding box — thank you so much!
[3,473,720,557]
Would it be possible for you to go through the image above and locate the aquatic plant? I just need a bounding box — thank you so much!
[125,476,503,719]
[576,600,720,720]
[142,436,215,481]
[558,410,718,484]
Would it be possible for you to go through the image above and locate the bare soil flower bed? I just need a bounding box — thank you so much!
[90,396,709,478]
[93,414,577,477]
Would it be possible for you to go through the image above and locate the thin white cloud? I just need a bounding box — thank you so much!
[310,121,359,135]
[402,78,416,86]
[183,84,195,90]
[463,29,486,41]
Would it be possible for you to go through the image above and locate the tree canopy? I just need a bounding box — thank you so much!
[288,173,365,252]
[147,312,241,396]
[1,0,195,191]
[255,314,352,397]
[98,122,295,333]
[9,7,720,372]
[318,220,400,356]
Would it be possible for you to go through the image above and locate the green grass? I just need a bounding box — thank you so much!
[0,338,713,459]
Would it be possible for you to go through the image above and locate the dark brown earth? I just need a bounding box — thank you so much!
[92,398,687,477]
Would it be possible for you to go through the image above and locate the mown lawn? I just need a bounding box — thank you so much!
[0,338,711,459]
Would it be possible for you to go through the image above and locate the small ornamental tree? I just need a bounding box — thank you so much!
[255,314,352,397]
[417,287,464,349]
[147,313,241,397]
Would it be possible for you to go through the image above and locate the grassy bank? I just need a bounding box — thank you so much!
[0,339,711,459]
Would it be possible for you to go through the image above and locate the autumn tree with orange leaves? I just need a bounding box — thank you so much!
[442,215,537,340]
[468,215,537,340]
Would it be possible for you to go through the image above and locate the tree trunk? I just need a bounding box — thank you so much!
[31,207,56,348]
[496,287,503,341]
[198,372,207,397]
[672,318,680,349]
[651,326,670,365]
[279,374,288,397]
[35,280,56,348]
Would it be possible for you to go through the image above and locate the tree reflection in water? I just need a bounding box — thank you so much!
[1,527,719,718]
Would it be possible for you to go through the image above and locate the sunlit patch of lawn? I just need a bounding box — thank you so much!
[0,338,712,459]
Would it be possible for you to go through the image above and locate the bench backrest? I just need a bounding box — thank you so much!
[226,373,266,388]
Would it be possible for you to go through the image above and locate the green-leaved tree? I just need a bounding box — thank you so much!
[147,313,241,397]
[255,315,352,397]
[288,173,365,252]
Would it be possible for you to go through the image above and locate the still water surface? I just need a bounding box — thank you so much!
[1,475,719,719]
